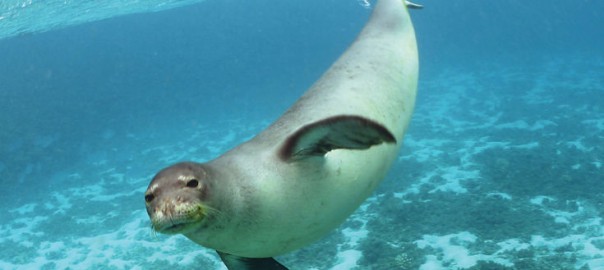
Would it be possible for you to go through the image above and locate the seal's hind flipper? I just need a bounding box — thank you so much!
[217,251,288,270]
[405,0,423,9]
[279,115,396,161]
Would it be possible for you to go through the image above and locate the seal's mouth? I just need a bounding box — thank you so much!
[150,203,208,234]
[155,220,196,234]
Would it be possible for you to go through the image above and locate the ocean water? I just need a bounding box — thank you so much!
[1,0,603,269]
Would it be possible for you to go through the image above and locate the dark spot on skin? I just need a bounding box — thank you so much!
[186,179,199,188]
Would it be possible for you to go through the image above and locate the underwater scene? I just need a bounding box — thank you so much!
[1,0,603,269]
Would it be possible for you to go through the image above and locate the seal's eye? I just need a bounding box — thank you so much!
[186,179,199,188]
[145,194,155,203]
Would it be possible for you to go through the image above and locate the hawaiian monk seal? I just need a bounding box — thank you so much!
[144,0,419,268]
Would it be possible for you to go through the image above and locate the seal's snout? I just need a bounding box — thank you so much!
[144,184,208,232]
[144,187,206,234]
[148,198,206,234]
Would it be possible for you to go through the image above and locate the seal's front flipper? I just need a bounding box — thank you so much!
[217,251,288,270]
[279,115,396,161]
[405,0,423,9]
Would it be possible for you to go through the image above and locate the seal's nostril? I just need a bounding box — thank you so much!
[145,194,155,203]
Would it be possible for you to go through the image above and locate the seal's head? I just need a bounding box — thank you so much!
[144,162,214,234]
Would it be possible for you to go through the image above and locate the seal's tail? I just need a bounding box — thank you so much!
[405,0,423,9]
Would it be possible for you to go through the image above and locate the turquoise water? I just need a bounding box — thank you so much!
[1,0,603,269]
[0,0,203,40]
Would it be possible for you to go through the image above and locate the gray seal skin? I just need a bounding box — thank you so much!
[144,0,419,269]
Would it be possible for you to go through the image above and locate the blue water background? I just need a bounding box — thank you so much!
[1,0,604,269]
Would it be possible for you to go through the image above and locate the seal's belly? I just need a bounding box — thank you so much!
[228,144,398,257]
